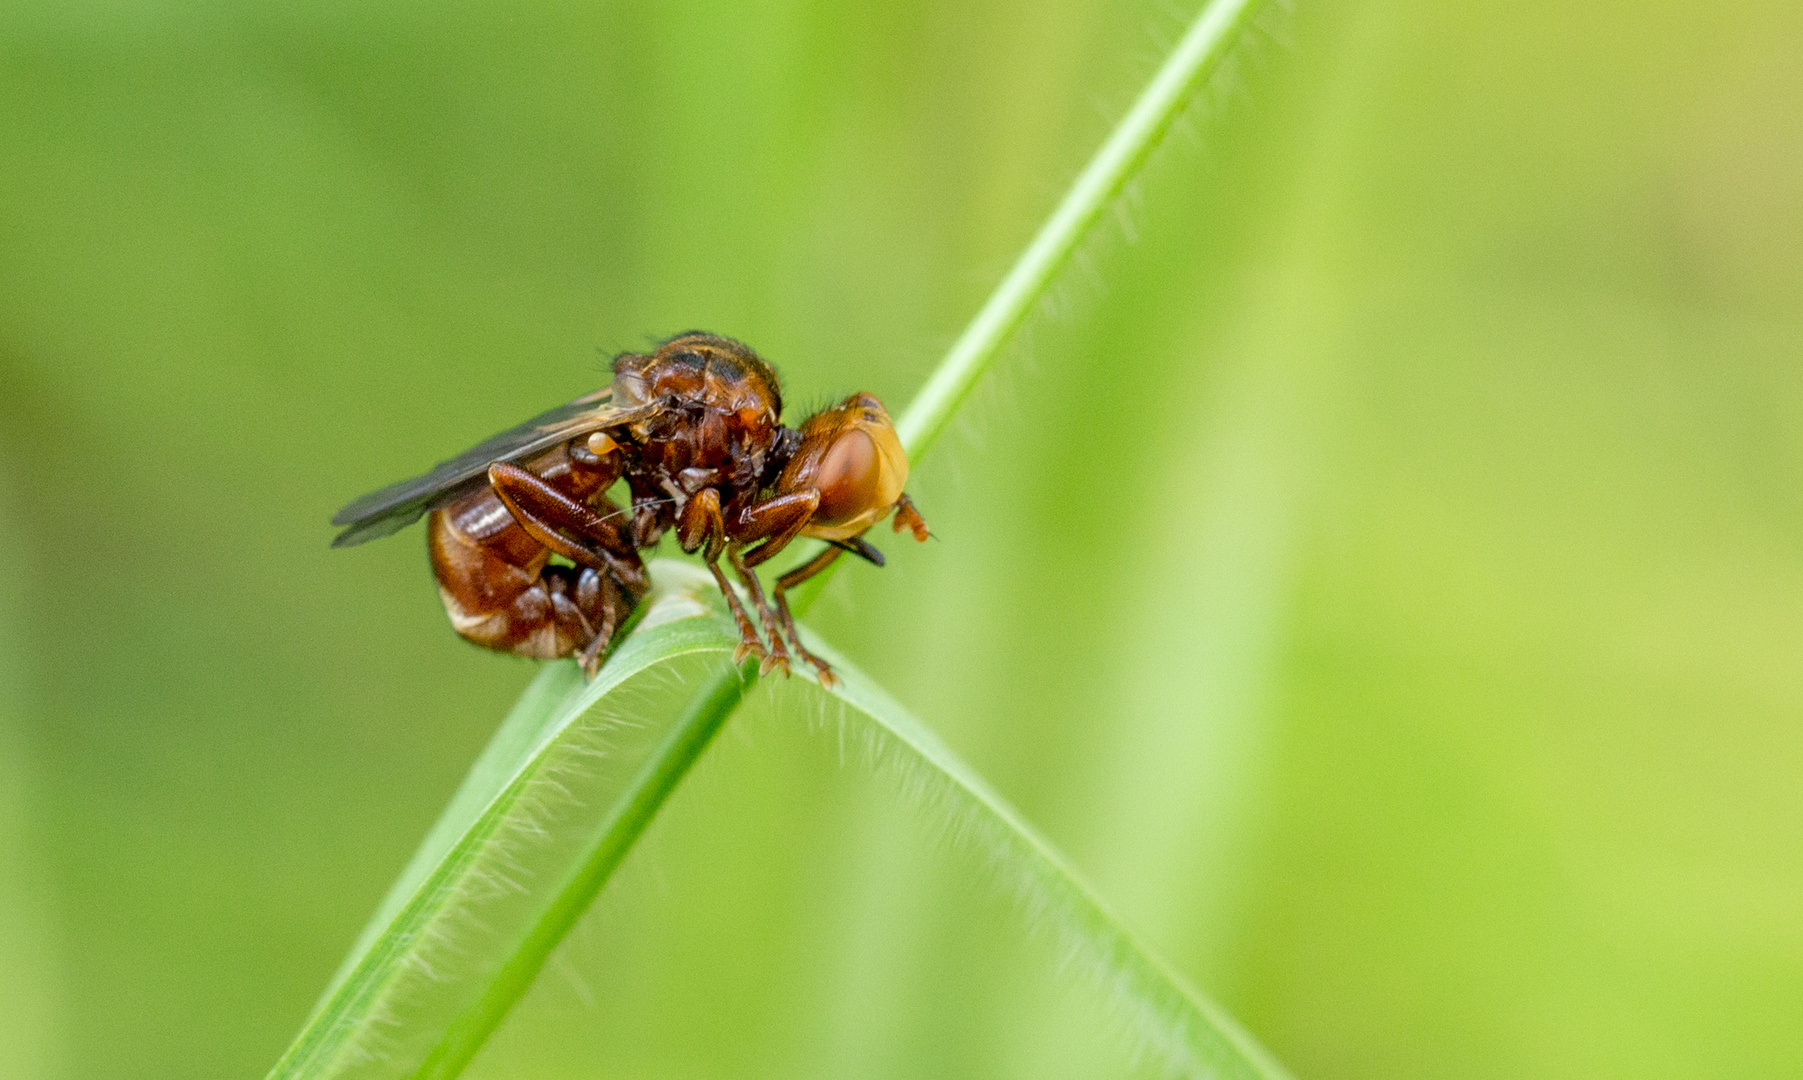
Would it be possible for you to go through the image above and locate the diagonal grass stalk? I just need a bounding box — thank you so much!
[270,0,1280,1075]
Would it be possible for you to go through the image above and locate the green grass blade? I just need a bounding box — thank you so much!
[411,653,753,1078]
[267,563,739,1080]
[797,0,1270,616]
[270,563,1288,1078]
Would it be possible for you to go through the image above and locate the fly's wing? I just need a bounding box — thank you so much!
[330,387,648,547]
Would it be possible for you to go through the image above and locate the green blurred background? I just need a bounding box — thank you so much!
[3,0,1801,1076]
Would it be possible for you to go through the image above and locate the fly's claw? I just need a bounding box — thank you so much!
[732,636,765,667]
[760,633,793,676]
[784,634,837,689]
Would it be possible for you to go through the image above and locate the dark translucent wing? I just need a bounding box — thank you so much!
[331,387,641,547]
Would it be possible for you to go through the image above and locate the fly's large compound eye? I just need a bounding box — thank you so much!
[792,393,909,541]
[811,429,881,526]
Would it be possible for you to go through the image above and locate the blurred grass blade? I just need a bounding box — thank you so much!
[805,633,1293,1080]
[896,0,1268,456]
[798,0,1269,613]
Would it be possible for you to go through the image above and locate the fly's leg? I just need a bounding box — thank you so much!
[727,546,791,677]
[676,487,727,562]
[430,495,638,676]
[675,487,769,665]
[709,487,816,673]
[488,463,643,585]
[771,545,843,688]
[707,560,769,666]
[734,490,821,568]
[574,570,625,676]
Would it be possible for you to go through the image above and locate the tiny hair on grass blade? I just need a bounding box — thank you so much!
[268,566,734,1079]
[798,632,1294,1080]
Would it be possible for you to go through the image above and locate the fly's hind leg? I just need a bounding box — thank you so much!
[488,463,642,583]
[429,495,636,676]
[572,567,626,676]
[487,461,648,676]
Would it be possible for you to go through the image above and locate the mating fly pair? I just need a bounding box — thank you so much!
[331,333,929,685]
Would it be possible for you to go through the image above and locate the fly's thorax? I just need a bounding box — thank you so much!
[607,332,789,518]
[613,332,781,420]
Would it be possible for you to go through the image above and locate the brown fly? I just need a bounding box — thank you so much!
[331,332,929,685]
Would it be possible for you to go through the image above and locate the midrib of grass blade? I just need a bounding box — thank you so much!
[272,0,1279,1075]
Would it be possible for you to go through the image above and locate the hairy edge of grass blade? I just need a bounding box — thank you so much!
[274,0,1277,1075]
[267,567,729,1079]
[805,633,1293,1080]
[424,615,1288,1079]
[895,0,1267,456]
[412,650,752,1077]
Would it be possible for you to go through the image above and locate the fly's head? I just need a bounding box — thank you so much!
[774,392,914,541]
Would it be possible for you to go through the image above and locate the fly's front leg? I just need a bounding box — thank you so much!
[734,490,820,568]
[676,487,727,562]
[771,546,843,688]
[728,488,832,680]
[675,487,767,664]
[727,546,791,677]
[691,487,818,671]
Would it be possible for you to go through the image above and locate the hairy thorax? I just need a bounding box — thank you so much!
[612,333,785,543]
